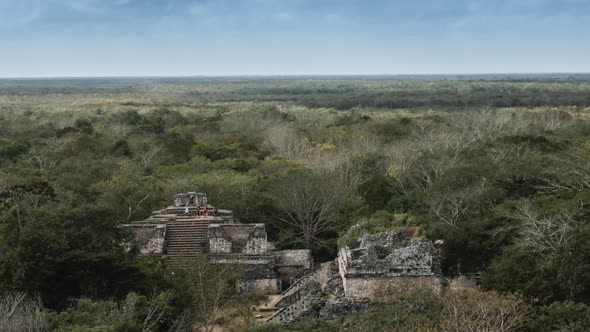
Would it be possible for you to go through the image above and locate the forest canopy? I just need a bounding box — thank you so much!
[1,77,590,331]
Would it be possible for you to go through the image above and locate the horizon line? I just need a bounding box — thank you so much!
[1,72,590,80]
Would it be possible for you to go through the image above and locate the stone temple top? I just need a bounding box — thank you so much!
[124,192,311,294]
[174,192,208,207]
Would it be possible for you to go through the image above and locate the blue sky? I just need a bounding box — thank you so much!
[0,0,589,77]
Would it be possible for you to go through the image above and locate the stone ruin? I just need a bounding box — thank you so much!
[337,228,445,301]
[265,227,447,324]
[126,192,450,325]
[124,192,310,294]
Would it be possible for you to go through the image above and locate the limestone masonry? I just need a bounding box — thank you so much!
[338,228,446,301]
[265,227,448,324]
[126,192,451,324]
[124,192,310,294]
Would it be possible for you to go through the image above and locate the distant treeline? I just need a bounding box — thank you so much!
[2,76,590,109]
[210,84,590,109]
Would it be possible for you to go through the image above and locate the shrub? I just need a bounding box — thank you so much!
[0,292,47,332]
[531,301,590,332]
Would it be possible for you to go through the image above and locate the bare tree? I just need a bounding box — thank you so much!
[528,110,575,131]
[26,138,63,173]
[441,290,531,332]
[139,291,172,332]
[541,149,590,194]
[0,292,47,332]
[133,143,162,170]
[263,124,309,160]
[422,179,489,227]
[97,122,133,137]
[271,158,363,253]
[500,201,578,253]
[450,106,512,141]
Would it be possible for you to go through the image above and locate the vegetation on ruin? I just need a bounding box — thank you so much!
[1,76,590,330]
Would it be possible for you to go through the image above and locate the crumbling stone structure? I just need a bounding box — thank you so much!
[276,250,312,289]
[126,224,166,255]
[266,228,446,324]
[208,223,280,293]
[338,229,446,301]
[125,193,447,324]
[124,192,310,294]
[209,224,268,254]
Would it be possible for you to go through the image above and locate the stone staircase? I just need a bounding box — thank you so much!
[265,263,330,324]
[165,220,209,261]
[274,273,315,308]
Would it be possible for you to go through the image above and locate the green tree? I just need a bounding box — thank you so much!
[95,161,164,222]
[1,204,145,309]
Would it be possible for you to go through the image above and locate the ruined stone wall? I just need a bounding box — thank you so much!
[208,224,267,254]
[266,282,325,324]
[338,230,445,301]
[239,278,281,294]
[340,240,441,277]
[343,276,444,301]
[208,233,232,254]
[276,250,311,289]
[277,250,310,267]
[210,254,281,294]
[125,224,166,255]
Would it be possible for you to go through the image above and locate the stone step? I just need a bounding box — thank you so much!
[167,240,206,243]
[167,249,203,251]
[167,256,204,261]
[167,232,207,235]
[167,251,204,255]
[166,231,208,235]
[168,255,203,259]
[167,245,207,250]
[166,243,207,248]
[167,238,207,240]
[164,220,210,260]
[167,228,207,231]
[167,223,208,226]
[166,224,209,228]
[166,239,207,243]
[167,233,207,235]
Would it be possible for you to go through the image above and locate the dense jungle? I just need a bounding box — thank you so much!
[2,75,590,331]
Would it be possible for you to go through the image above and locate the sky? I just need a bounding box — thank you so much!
[0,0,589,77]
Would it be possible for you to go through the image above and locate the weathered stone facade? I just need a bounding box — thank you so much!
[208,224,268,254]
[125,223,166,255]
[276,250,311,289]
[125,192,310,295]
[210,253,281,293]
[266,229,447,324]
[338,230,446,301]
[342,276,444,300]
[126,193,450,325]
